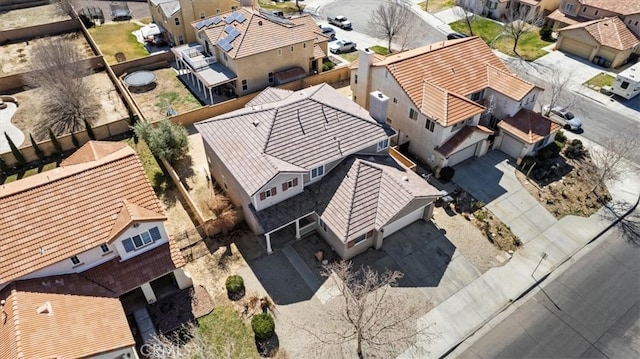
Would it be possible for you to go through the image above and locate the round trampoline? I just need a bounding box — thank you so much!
[124,70,157,92]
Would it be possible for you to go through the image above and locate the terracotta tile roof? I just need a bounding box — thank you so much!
[547,9,584,26]
[198,8,320,59]
[195,84,394,196]
[498,109,561,144]
[81,241,185,296]
[0,274,134,359]
[374,37,537,123]
[0,141,165,284]
[313,44,326,59]
[421,81,486,126]
[579,0,640,15]
[252,155,442,240]
[519,0,541,5]
[436,125,494,157]
[560,17,640,50]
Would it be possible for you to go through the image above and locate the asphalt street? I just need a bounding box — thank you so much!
[454,218,640,359]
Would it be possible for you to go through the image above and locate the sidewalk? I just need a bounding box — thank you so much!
[408,2,462,35]
[401,138,640,358]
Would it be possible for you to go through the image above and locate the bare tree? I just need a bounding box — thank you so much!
[306,261,434,358]
[503,5,545,58]
[453,0,483,36]
[589,132,640,195]
[23,36,98,140]
[368,0,414,53]
[54,0,75,17]
[538,66,574,116]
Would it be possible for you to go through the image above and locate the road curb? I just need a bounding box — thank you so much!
[439,193,640,358]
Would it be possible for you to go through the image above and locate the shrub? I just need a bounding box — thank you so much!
[554,130,567,143]
[539,26,553,41]
[439,166,455,182]
[252,313,275,340]
[565,139,585,159]
[226,275,245,300]
[554,140,565,150]
[322,61,335,71]
[133,119,189,163]
[537,142,562,160]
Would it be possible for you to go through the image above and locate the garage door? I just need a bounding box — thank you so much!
[448,144,477,167]
[560,37,593,59]
[500,133,523,159]
[383,205,425,239]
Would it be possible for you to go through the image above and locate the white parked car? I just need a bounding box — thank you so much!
[329,40,357,54]
[542,105,583,131]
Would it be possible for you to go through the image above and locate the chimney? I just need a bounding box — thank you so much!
[355,48,375,107]
[368,91,389,123]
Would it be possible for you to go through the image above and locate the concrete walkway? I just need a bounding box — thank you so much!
[402,143,640,358]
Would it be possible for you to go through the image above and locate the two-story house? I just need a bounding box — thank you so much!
[172,7,330,101]
[485,0,561,20]
[548,1,640,67]
[0,141,190,359]
[148,0,248,45]
[351,37,544,170]
[195,84,442,260]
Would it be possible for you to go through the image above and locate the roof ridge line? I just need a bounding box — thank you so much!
[9,286,23,357]
[344,161,363,238]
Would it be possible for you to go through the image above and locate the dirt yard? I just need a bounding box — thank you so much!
[0,32,95,76]
[129,67,202,122]
[10,72,129,140]
[0,4,70,31]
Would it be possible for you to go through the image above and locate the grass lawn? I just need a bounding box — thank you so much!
[88,23,148,64]
[450,18,554,61]
[370,45,390,56]
[198,306,260,358]
[2,161,58,184]
[124,138,170,194]
[418,0,455,13]
[258,0,304,14]
[584,73,615,87]
[339,52,359,62]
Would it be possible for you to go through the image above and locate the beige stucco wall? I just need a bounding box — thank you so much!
[623,14,640,38]
[180,0,240,43]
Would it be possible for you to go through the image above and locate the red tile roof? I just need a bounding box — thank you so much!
[436,125,494,156]
[579,0,640,15]
[0,274,134,359]
[0,141,166,284]
[559,17,640,50]
[498,109,561,144]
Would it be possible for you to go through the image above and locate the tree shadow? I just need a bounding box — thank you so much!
[172,154,195,189]
[256,333,280,358]
[601,199,640,246]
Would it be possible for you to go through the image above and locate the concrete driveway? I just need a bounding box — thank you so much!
[452,151,557,244]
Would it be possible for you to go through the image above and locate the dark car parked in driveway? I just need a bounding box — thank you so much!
[447,32,467,40]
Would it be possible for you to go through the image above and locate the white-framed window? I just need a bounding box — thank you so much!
[377,138,389,152]
[216,9,220,14]
[425,118,435,132]
[311,165,324,179]
[282,177,299,191]
[318,218,327,232]
[303,43,307,48]
[582,7,587,13]
[242,79,248,91]
[354,74,358,84]
[621,81,630,89]
[200,11,206,19]
[348,230,374,248]
[265,188,274,198]
[223,52,228,61]
[594,10,599,16]
[290,45,294,52]
[70,255,81,266]
[565,3,574,12]
[178,35,184,45]
[409,108,418,120]
[259,187,277,200]
[268,72,274,83]
[452,122,463,131]
[489,1,497,10]
[277,48,282,56]
[122,227,162,252]
[100,244,111,254]
[174,17,180,26]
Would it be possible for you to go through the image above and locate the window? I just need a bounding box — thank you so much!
[311,165,324,179]
[277,49,282,56]
[100,244,110,254]
[452,122,463,131]
[268,72,274,83]
[621,81,630,89]
[594,10,599,16]
[348,230,374,248]
[354,74,358,84]
[303,43,306,48]
[409,108,418,120]
[582,7,586,13]
[122,227,162,252]
[290,46,294,52]
[425,118,435,132]
[489,1,497,10]
[200,11,206,19]
[505,1,510,9]
[282,178,299,191]
[470,90,484,102]
[259,187,277,200]
[70,256,81,266]
[318,218,327,232]
[242,79,248,91]
[223,52,227,61]
[635,21,639,26]
[174,17,180,26]
[565,3,574,12]
[216,9,220,14]
[178,35,184,45]
[377,138,389,152]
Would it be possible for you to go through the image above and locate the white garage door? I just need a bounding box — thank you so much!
[383,206,425,239]
[560,37,593,59]
[500,133,523,159]
[448,144,477,167]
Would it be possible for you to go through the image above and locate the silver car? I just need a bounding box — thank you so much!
[542,105,583,131]
[329,40,357,54]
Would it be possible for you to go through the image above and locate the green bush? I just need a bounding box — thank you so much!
[554,140,565,149]
[554,130,567,143]
[537,142,562,160]
[322,61,335,71]
[251,313,275,340]
[521,155,536,167]
[439,166,455,182]
[565,139,585,159]
[132,119,189,163]
[225,275,245,300]
[539,26,553,41]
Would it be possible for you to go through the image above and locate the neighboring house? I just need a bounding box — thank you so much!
[556,17,640,68]
[498,108,562,159]
[485,0,561,19]
[172,7,330,100]
[0,141,190,358]
[548,0,640,37]
[350,37,542,170]
[195,84,442,259]
[148,0,247,45]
